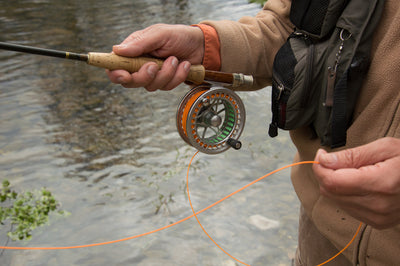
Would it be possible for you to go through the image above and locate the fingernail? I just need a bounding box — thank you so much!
[113,44,127,49]
[183,61,191,72]
[116,76,125,83]
[171,57,178,68]
[318,149,338,166]
[147,65,158,78]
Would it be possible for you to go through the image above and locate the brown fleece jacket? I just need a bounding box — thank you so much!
[202,0,400,265]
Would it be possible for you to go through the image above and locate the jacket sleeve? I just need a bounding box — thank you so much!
[200,0,293,90]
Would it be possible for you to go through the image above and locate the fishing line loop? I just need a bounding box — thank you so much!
[0,150,362,266]
[186,152,362,266]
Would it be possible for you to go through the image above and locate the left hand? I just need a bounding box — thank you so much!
[313,137,400,229]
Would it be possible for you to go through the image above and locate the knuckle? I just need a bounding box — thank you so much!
[369,215,394,229]
[145,80,164,92]
[381,183,399,196]
[377,173,400,196]
[344,148,363,167]
[381,136,400,146]
[371,196,400,219]
[145,87,158,92]
[373,201,392,216]
[144,82,158,91]
[320,176,338,194]
[161,81,179,91]
[152,23,167,28]
[121,83,137,88]
[121,79,144,89]
[127,30,146,44]
[146,23,168,36]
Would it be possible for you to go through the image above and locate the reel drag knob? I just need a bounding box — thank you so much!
[227,138,242,150]
[176,85,246,154]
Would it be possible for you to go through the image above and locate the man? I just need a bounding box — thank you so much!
[107,0,400,264]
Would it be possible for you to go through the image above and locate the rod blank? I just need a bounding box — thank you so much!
[0,41,88,61]
[0,41,253,88]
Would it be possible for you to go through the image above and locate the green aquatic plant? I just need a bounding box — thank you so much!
[0,180,67,241]
[146,148,210,215]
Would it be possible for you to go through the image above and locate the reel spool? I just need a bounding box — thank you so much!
[176,85,246,154]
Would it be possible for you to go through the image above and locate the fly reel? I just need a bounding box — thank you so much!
[176,85,246,154]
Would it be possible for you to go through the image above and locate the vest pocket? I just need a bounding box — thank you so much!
[269,33,318,138]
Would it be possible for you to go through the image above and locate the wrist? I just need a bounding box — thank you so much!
[192,24,221,71]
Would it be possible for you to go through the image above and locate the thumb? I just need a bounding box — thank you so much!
[112,43,143,58]
[315,138,399,170]
[112,31,155,57]
[112,26,170,58]
[316,147,370,170]
[315,149,338,168]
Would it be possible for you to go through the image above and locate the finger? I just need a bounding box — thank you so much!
[145,56,180,91]
[314,155,400,196]
[324,190,400,218]
[339,204,391,229]
[124,63,159,89]
[106,69,132,84]
[160,61,191,91]
[326,195,400,229]
[316,138,400,170]
[314,161,368,196]
[107,63,159,88]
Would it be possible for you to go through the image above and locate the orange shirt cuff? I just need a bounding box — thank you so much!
[192,24,221,71]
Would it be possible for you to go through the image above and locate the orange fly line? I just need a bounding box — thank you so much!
[0,151,362,266]
[186,151,363,266]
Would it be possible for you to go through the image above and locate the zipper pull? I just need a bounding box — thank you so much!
[269,82,284,138]
[324,29,352,107]
[276,83,284,100]
[324,67,336,107]
[269,122,278,137]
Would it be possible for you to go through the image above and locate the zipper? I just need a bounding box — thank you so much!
[272,70,287,102]
[269,75,287,137]
[303,41,315,107]
[292,31,315,107]
[271,74,288,129]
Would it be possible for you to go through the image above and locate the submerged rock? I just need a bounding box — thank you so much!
[248,214,280,230]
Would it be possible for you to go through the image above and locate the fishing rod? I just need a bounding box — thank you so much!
[0,41,250,154]
[0,41,253,88]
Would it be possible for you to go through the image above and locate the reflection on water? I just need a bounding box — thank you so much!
[0,0,298,265]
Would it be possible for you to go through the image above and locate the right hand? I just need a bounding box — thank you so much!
[106,24,205,91]
[313,137,400,229]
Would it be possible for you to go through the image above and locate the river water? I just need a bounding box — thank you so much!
[0,0,298,265]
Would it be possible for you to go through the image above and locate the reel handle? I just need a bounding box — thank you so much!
[227,138,242,150]
[87,52,205,84]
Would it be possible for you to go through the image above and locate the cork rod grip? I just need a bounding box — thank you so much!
[87,52,205,84]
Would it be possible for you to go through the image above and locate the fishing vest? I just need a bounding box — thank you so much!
[268,0,385,148]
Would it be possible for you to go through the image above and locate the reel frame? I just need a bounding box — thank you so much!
[176,84,246,154]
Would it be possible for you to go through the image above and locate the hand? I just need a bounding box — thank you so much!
[313,137,400,229]
[106,24,205,91]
